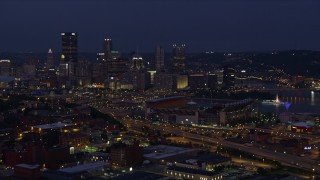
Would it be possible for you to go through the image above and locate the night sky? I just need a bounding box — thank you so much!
[1,0,320,53]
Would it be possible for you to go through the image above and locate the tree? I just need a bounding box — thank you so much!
[101,130,108,142]
[236,133,242,139]
[222,133,227,138]
[42,131,61,147]
[214,165,225,172]
[257,167,267,175]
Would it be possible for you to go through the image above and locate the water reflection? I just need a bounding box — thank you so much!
[259,90,320,114]
[311,91,315,106]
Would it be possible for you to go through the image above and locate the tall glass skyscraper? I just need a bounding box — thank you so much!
[47,48,54,69]
[155,46,165,72]
[172,44,186,73]
[61,32,78,63]
[103,37,112,60]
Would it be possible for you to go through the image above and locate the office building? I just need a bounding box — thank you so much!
[223,66,235,88]
[155,46,165,72]
[104,37,112,60]
[154,73,188,91]
[133,71,151,90]
[188,74,206,89]
[96,52,106,62]
[154,73,175,90]
[172,44,186,73]
[110,141,143,167]
[176,74,188,90]
[61,32,78,77]
[76,60,92,87]
[47,48,54,69]
[61,32,78,63]
[207,73,218,89]
[107,59,127,76]
[0,60,12,76]
[131,54,144,71]
[59,54,68,77]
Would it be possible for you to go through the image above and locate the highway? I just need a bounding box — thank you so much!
[96,106,320,174]
[119,116,320,173]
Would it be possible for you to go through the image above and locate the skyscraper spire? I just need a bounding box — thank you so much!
[104,37,112,60]
[47,48,54,68]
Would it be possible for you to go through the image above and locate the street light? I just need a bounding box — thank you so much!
[312,168,315,180]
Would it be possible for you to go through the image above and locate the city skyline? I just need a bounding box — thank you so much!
[2,1,320,178]
[1,0,320,53]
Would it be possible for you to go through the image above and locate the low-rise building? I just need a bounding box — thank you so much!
[110,141,143,167]
[59,132,90,151]
[144,145,198,164]
[165,165,223,180]
[14,164,41,180]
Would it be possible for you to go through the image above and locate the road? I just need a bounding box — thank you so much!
[98,107,319,173]
[121,117,320,173]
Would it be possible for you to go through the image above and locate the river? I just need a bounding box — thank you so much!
[258,90,320,114]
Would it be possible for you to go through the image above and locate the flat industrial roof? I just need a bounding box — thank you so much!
[192,154,231,164]
[15,164,40,169]
[109,171,167,180]
[144,145,195,160]
[59,161,107,174]
[148,96,185,103]
[167,165,220,176]
[32,122,73,130]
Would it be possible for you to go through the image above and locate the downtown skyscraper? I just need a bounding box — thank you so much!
[103,37,112,60]
[47,48,54,69]
[61,32,78,63]
[61,32,78,77]
[172,44,186,73]
[155,46,165,72]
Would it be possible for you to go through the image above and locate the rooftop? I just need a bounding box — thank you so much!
[15,164,40,169]
[144,145,195,160]
[109,171,167,180]
[148,96,185,103]
[167,165,220,176]
[59,161,107,174]
[193,154,231,164]
[32,122,74,130]
[0,76,15,83]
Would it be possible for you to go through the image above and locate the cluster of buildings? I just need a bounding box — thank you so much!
[145,96,255,126]
[0,32,240,92]
[144,145,229,180]
[279,112,320,133]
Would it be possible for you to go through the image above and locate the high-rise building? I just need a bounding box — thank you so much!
[47,48,54,69]
[207,74,218,89]
[110,141,143,166]
[155,46,165,72]
[0,60,12,76]
[172,44,186,73]
[59,54,69,77]
[132,71,151,90]
[61,32,78,78]
[188,74,206,90]
[61,32,78,63]
[107,59,127,76]
[223,66,235,88]
[131,54,144,71]
[92,53,107,84]
[104,38,112,60]
[96,52,106,62]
